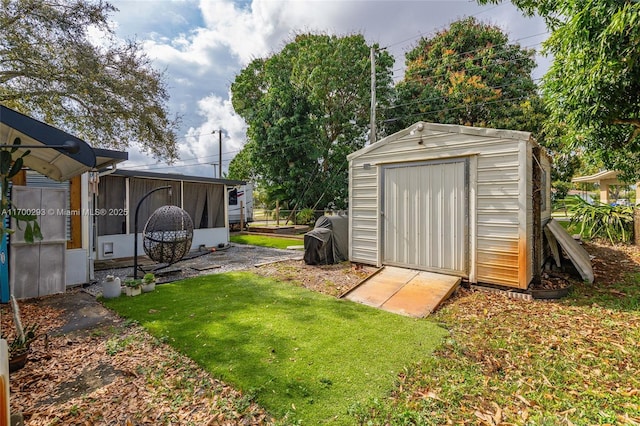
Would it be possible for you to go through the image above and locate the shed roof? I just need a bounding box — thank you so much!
[111,168,245,186]
[348,122,532,161]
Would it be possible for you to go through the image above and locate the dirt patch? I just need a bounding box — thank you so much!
[40,362,121,407]
[253,260,378,296]
[586,239,640,283]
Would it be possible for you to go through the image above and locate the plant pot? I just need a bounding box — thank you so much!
[141,281,156,293]
[124,286,141,297]
[103,280,122,299]
[531,283,574,299]
[9,351,28,373]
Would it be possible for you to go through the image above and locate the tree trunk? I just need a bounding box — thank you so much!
[531,146,542,285]
[635,207,640,246]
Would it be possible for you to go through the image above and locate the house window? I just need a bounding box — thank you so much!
[541,168,547,213]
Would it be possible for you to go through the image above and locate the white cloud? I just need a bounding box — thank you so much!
[181,94,248,175]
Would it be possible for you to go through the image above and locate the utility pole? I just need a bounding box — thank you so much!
[213,129,223,178]
[218,129,222,178]
[370,46,376,145]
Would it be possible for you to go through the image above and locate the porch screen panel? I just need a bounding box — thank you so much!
[128,178,181,234]
[97,175,126,236]
[183,182,208,229]
[207,185,225,228]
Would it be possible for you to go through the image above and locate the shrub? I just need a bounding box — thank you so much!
[296,208,316,226]
[564,196,635,243]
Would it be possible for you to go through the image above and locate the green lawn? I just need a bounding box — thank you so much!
[347,245,640,425]
[103,272,447,424]
[230,234,303,250]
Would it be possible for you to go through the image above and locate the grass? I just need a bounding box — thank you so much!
[347,260,640,424]
[103,272,447,424]
[230,234,303,250]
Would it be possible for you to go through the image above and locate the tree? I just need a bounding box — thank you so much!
[479,0,640,181]
[0,0,179,160]
[390,17,544,134]
[226,144,256,182]
[231,33,394,209]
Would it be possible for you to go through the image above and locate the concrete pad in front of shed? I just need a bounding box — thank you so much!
[342,266,460,317]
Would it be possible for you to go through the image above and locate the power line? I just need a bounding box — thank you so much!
[390,33,546,75]
[137,25,550,177]
[381,5,508,51]
[139,93,540,174]
[382,77,543,112]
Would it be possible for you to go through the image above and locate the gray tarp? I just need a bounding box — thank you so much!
[303,215,349,265]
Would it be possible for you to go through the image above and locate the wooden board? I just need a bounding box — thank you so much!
[544,226,562,267]
[545,219,594,283]
[342,266,460,318]
[344,267,417,307]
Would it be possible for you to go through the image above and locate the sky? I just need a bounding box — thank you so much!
[107,0,549,178]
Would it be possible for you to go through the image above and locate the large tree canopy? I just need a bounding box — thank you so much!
[0,0,179,160]
[479,0,640,180]
[231,33,394,209]
[390,17,544,134]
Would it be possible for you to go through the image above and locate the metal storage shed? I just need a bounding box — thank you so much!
[348,122,551,290]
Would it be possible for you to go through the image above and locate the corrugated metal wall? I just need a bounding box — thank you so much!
[348,123,538,289]
[476,147,527,287]
[382,160,467,275]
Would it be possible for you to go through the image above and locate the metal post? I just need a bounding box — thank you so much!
[370,46,376,145]
[133,186,171,279]
[218,130,223,178]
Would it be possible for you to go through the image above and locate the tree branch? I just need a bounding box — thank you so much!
[612,118,640,128]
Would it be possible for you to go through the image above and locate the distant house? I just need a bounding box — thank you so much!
[572,170,638,205]
[566,190,595,205]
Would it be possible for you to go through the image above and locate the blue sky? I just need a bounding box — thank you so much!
[107,0,549,177]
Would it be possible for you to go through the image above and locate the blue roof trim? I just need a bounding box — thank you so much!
[94,147,128,161]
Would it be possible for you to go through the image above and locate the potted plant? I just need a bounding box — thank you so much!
[4,296,38,372]
[102,275,122,299]
[141,273,156,293]
[124,278,142,296]
[7,324,37,372]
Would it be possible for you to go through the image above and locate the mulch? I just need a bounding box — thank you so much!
[2,239,638,424]
[2,289,271,425]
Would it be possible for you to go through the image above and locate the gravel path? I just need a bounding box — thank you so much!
[86,244,303,296]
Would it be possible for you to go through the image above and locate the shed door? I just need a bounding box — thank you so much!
[383,160,467,275]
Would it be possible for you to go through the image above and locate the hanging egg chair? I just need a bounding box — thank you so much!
[143,205,194,264]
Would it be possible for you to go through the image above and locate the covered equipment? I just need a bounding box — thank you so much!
[303,215,348,265]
